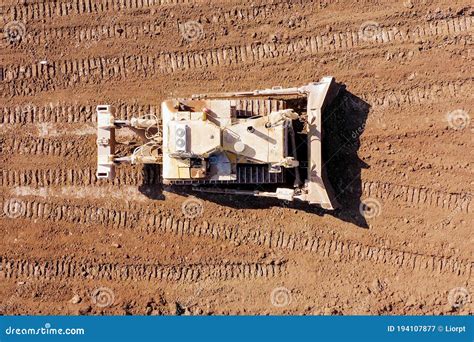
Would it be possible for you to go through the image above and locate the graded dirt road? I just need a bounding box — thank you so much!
[0,0,472,315]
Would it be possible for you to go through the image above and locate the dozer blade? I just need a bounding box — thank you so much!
[300,76,341,209]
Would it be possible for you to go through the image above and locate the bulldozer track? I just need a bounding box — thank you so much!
[0,255,286,282]
[362,180,472,213]
[2,17,472,97]
[0,102,159,124]
[1,0,357,22]
[0,168,471,213]
[361,79,472,109]
[1,136,96,159]
[0,79,469,125]
[5,2,304,46]
[1,197,471,277]
[2,0,198,21]
[0,167,161,187]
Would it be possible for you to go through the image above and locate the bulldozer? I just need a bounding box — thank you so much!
[96,76,341,209]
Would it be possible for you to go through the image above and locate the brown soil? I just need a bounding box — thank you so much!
[0,0,472,316]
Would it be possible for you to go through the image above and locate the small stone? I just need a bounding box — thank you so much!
[111,243,121,248]
[70,294,81,304]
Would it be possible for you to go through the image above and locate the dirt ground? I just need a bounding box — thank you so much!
[0,0,472,316]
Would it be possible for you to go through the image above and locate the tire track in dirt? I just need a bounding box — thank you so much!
[1,168,471,212]
[1,136,96,159]
[0,167,161,187]
[361,127,469,143]
[1,197,471,277]
[0,255,286,282]
[2,17,472,96]
[0,102,159,124]
[2,0,353,21]
[361,180,472,213]
[0,80,469,124]
[360,79,472,109]
[5,1,304,46]
[2,0,197,21]
[0,135,135,162]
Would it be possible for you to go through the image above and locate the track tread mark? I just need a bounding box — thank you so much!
[0,103,159,124]
[1,197,471,277]
[362,180,472,213]
[2,17,472,96]
[1,168,471,212]
[362,80,472,108]
[0,255,286,282]
[2,0,197,21]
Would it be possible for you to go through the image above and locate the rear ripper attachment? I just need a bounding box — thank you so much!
[96,77,341,209]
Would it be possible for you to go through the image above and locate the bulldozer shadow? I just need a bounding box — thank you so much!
[139,87,371,228]
[321,88,371,228]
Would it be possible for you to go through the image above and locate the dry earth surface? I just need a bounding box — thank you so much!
[0,0,473,315]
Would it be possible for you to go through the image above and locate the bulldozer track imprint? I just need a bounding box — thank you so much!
[361,180,472,213]
[0,79,469,126]
[0,255,286,282]
[6,2,305,46]
[0,197,471,278]
[1,136,96,159]
[1,0,198,21]
[361,80,472,109]
[1,17,472,97]
[0,103,159,124]
[0,168,470,213]
[1,0,338,21]
[0,167,161,188]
